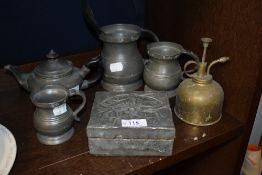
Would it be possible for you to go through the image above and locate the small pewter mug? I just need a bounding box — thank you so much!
[143,42,199,97]
[30,85,86,145]
[99,24,159,92]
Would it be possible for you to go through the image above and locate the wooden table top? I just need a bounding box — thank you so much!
[0,51,243,175]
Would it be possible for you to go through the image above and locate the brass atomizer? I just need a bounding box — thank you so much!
[174,38,229,126]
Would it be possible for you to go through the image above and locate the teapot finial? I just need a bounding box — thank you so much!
[46,49,59,59]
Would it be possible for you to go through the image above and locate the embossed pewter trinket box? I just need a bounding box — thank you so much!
[86,92,176,156]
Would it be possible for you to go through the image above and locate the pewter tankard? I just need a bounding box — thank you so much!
[144,42,199,97]
[30,85,86,145]
[99,24,159,92]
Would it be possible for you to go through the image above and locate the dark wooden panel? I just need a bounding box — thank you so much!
[145,0,262,122]
[145,0,262,174]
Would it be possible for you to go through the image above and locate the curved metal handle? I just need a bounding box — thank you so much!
[80,56,103,89]
[183,60,198,78]
[179,49,200,78]
[81,0,104,37]
[85,55,102,68]
[68,90,86,121]
[207,57,230,74]
[143,59,148,65]
[141,28,159,42]
[181,49,200,63]
[81,67,103,89]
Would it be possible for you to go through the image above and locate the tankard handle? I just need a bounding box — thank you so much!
[141,28,160,42]
[183,60,198,78]
[181,49,199,63]
[68,90,86,121]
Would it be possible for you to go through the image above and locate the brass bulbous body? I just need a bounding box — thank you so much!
[175,37,229,126]
[175,75,224,126]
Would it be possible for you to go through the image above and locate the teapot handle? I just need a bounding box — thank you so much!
[85,55,102,68]
[80,56,104,89]
[68,90,86,121]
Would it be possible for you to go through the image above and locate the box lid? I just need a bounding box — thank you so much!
[87,92,176,140]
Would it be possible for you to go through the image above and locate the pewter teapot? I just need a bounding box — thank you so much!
[4,50,102,92]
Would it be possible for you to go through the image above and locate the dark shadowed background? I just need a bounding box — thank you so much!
[0,0,144,66]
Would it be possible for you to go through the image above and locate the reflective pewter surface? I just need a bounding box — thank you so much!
[143,42,199,96]
[99,24,159,92]
[4,50,102,92]
[87,91,175,156]
[31,85,86,145]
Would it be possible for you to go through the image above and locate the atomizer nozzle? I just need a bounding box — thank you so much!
[201,37,212,63]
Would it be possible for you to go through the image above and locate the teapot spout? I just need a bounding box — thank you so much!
[4,64,30,91]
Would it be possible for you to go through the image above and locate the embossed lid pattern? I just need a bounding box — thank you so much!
[87,91,176,140]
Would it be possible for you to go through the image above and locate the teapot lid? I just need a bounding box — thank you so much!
[34,50,73,79]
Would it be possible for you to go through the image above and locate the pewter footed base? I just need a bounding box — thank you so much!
[37,128,74,145]
[144,85,176,98]
[102,80,143,92]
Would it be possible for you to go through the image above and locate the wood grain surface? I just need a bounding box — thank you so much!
[0,51,243,175]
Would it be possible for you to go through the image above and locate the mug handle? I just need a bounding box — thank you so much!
[141,28,160,42]
[181,49,199,63]
[68,90,86,121]
[140,28,159,64]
